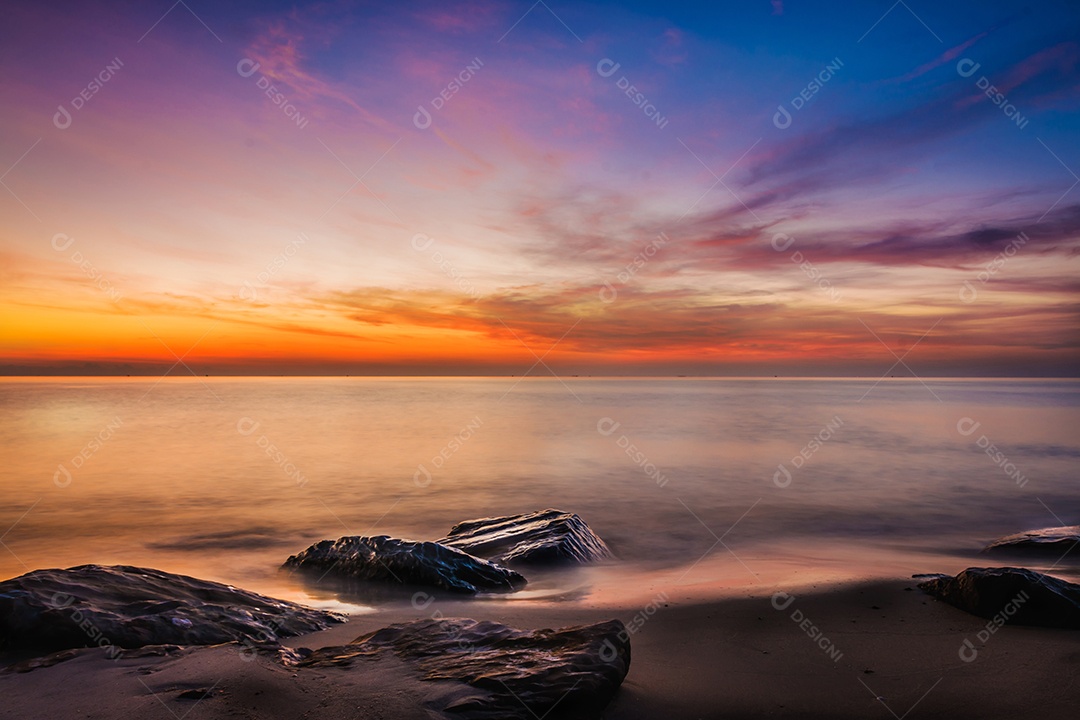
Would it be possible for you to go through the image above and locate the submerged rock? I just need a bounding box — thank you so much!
[984,526,1080,556]
[0,564,344,657]
[916,566,1080,629]
[282,535,525,594]
[299,617,631,719]
[439,509,614,565]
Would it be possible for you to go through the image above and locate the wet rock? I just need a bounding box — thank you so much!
[299,618,630,719]
[116,644,184,659]
[916,566,1080,629]
[0,564,344,657]
[439,509,614,565]
[3,649,81,673]
[984,526,1080,557]
[282,535,525,594]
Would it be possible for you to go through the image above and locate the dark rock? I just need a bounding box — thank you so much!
[916,566,1080,629]
[282,535,525,594]
[299,618,630,720]
[116,644,183,659]
[3,649,81,673]
[439,509,614,565]
[0,565,344,658]
[984,526,1080,557]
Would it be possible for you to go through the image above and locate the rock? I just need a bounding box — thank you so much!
[0,564,344,657]
[439,509,614,565]
[916,566,1080,629]
[299,618,631,719]
[984,526,1080,556]
[282,535,526,594]
[3,649,81,673]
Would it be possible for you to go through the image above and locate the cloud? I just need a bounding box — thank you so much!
[680,203,1080,272]
[994,42,1080,105]
[739,41,1077,216]
[893,32,989,83]
[244,19,398,133]
[651,28,688,67]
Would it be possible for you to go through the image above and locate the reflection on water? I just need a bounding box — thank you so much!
[1,377,1077,605]
[285,562,596,609]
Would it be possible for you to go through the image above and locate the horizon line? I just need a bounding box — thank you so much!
[2,374,1077,380]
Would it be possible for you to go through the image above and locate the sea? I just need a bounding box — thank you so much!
[2,377,1077,612]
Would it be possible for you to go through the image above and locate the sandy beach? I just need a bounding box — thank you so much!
[4,577,1078,719]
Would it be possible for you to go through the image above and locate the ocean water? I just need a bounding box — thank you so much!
[2,377,1077,609]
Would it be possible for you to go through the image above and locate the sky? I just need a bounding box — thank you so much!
[1,0,1078,376]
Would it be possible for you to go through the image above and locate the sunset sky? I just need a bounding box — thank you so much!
[2,0,1078,375]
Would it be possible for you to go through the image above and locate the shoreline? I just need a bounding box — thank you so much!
[4,577,1079,719]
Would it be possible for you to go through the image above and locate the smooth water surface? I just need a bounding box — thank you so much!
[2,377,1077,607]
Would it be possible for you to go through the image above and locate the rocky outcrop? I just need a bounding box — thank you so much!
[0,564,344,657]
[298,618,631,719]
[984,526,1080,556]
[439,509,614,565]
[915,566,1080,629]
[282,535,525,594]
